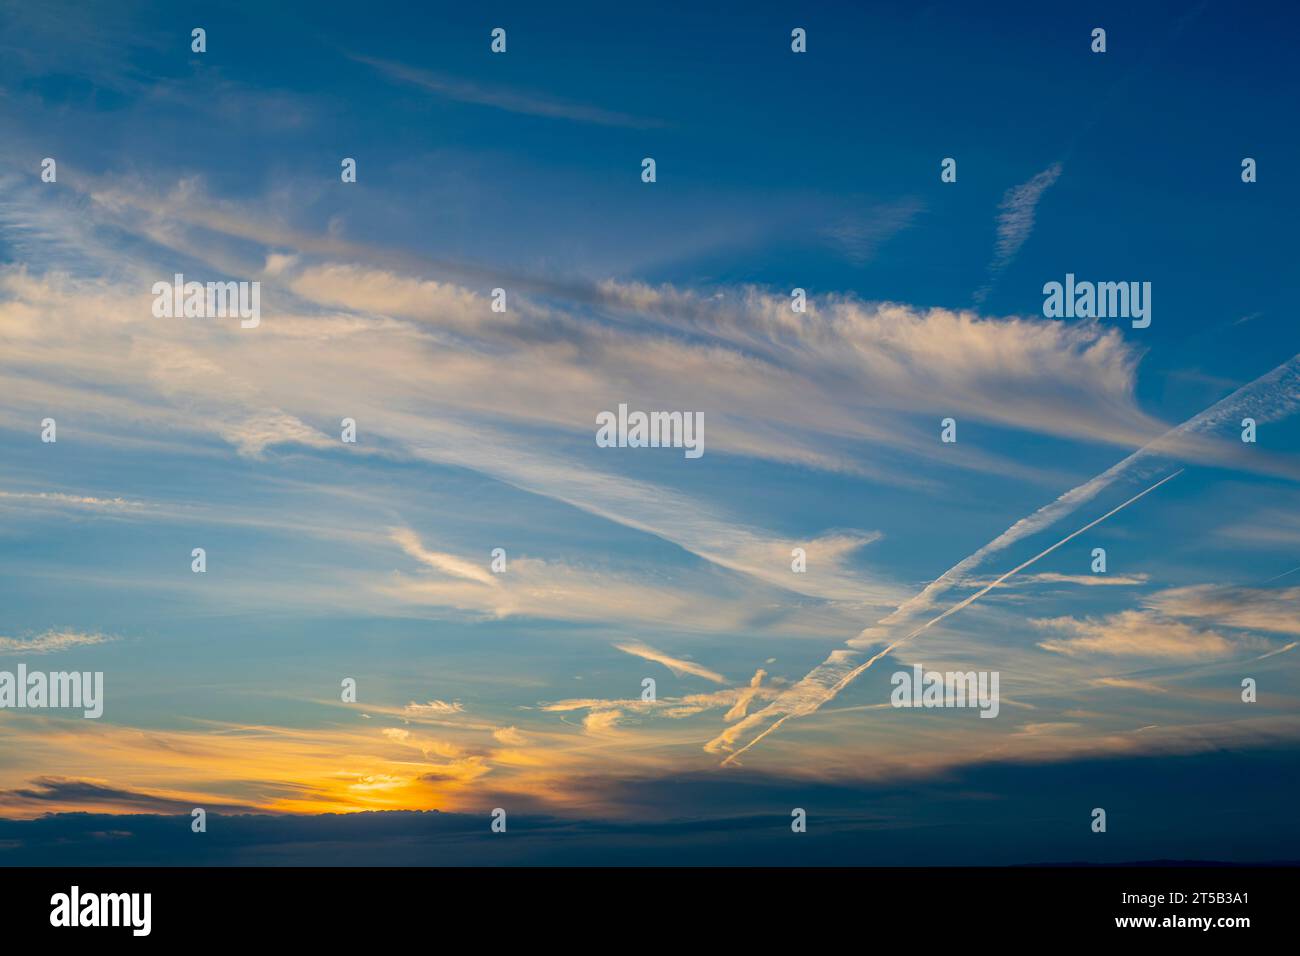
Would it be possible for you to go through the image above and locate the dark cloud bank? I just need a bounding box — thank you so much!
[1,748,1297,865]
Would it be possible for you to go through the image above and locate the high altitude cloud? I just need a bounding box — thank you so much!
[1037,584,1300,658]
[976,161,1063,301]
[391,527,499,586]
[382,528,866,633]
[706,344,1300,760]
[351,54,665,129]
[0,630,111,655]
[613,641,727,684]
[1146,585,1300,637]
[404,700,465,717]
[1033,610,1247,659]
[2,142,1298,812]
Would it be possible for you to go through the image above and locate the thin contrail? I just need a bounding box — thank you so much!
[1263,565,1300,584]
[720,469,1183,766]
[709,350,1300,763]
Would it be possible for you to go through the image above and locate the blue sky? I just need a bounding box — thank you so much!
[0,0,1298,863]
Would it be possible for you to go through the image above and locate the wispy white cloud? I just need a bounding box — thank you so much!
[5,165,1300,788]
[381,527,863,633]
[962,571,1150,588]
[704,354,1300,757]
[542,678,784,727]
[708,346,1300,757]
[390,527,498,586]
[351,54,664,129]
[0,630,111,655]
[819,198,923,264]
[707,470,1184,763]
[403,700,465,717]
[1145,584,1300,637]
[975,162,1062,301]
[1033,610,1249,659]
[723,669,767,722]
[855,353,1300,650]
[0,490,146,512]
[1091,676,1168,694]
[613,641,727,684]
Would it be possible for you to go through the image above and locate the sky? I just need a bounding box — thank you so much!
[0,0,1298,865]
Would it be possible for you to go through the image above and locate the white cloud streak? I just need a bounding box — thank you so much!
[710,469,1184,764]
[709,348,1300,761]
[976,162,1063,301]
[613,641,727,684]
[0,630,112,655]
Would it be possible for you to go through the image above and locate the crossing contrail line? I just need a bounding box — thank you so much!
[720,469,1184,766]
[709,349,1300,764]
